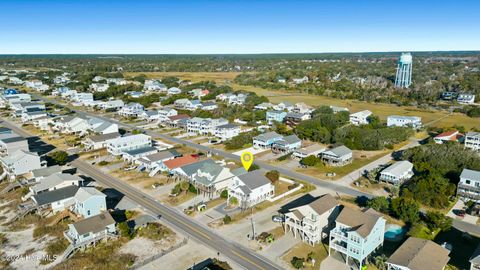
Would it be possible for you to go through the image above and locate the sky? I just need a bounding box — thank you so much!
[0,0,479,54]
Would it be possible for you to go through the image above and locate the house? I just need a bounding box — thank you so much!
[144,80,167,92]
[106,78,127,86]
[125,91,144,98]
[293,102,314,114]
[283,194,340,245]
[273,102,294,112]
[52,87,70,96]
[321,145,353,166]
[0,93,32,107]
[164,114,190,128]
[167,87,182,95]
[434,130,464,144]
[458,94,476,104]
[139,110,160,122]
[82,132,121,151]
[189,88,209,98]
[32,116,53,131]
[71,92,94,104]
[330,106,349,114]
[0,150,42,179]
[174,98,191,109]
[470,244,480,270]
[214,124,241,141]
[91,121,119,135]
[386,237,450,270]
[100,99,124,110]
[284,112,311,126]
[92,76,105,82]
[0,134,29,156]
[465,132,480,152]
[457,168,480,202]
[441,91,458,101]
[31,165,63,182]
[292,144,326,160]
[292,76,309,84]
[163,155,199,172]
[253,132,284,149]
[379,161,414,185]
[53,75,70,85]
[21,110,47,123]
[271,135,302,154]
[54,115,91,134]
[25,79,44,89]
[277,76,287,83]
[266,110,288,125]
[64,212,116,247]
[118,103,145,117]
[122,146,159,163]
[71,187,107,218]
[201,101,218,111]
[387,115,422,128]
[157,108,178,122]
[136,150,181,173]
[227,170,275,209]
[329,208,386,270]
[107,134,152,156]
[185,100,203,111]
[175,159,236,196]
[30,173,83,195]
[89,83,109,92]
[186,118,229,135]
[349,110,372,125]
[254,102,273,110]
[31,185,80,213]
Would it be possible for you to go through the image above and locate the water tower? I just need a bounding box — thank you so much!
[394,53,413,88]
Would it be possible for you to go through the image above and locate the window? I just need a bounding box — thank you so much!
[87,210,91,216]
[466,180,471,185]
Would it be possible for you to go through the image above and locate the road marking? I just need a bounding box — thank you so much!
[231,250,266,270]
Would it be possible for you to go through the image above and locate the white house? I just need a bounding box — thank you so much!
[186,117,229,135]
[434,130,464,144]
[106,78,127,86]
[227,170,275,209]
[379,161,414,185]
[107,134,152,156]
[117,103,145,117]
[458,94,476,104]
[144,80,167,92]
[99,99,124,110]
[29,173,83,195]
[292,76,309,84]
[0,150,42,179]
[271,135,302,154]
[387,115,422,128]
[292,144,326,160]
[284,194,340,245]
[167,87,182,95]
[349,110,372,126]
[64,212,116,247]
[82,132,121,151]
[465,132,480,152]
[214,124,241,141]
[72,92,94,105]
[457,168,480,202]
[139,110,161,122]
[89,83,109,92]
[157,108,177,122]
[321,145,353,166]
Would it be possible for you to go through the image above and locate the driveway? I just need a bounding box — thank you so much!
[232,147,269,156]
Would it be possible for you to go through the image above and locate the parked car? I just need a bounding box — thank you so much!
[272,215,284,222]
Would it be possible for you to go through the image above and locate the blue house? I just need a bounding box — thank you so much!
[253,132,284,149]
[266,110,288,125]
[72,187,107,218]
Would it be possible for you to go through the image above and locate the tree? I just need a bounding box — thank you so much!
[391,197,420,223]
[301,155,320,166]
[180,181,190,194]
[248,163,260,172]
[265,170,280,183]
[425,211,452,232]
[290,256,305,269]
[229,197,238,206]
[367,197,390,213]
[220,190,228,199]
[118,222,134,239]
[49,150,69,165]
[223,215,232,224]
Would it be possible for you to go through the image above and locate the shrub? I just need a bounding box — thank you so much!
[291,256,305,269]
[265,170,280,183]
[223,215,232,224]
[49,150,69,165]
[220,190,228,199]
[98,160,109,166]
[301,155,320,166]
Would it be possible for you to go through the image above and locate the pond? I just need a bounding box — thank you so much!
[384,224,406,241]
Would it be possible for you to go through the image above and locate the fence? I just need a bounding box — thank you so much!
[129,237,189,269]
[267,177,303,202]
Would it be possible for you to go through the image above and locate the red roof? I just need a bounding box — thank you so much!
[435,130,464,141]
[163,155,198,170]
[435,130,458,138]
[168,114,190,121]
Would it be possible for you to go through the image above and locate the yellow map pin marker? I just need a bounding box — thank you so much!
[241,151,254,171]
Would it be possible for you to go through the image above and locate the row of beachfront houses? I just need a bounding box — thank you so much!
[282,193,451,270]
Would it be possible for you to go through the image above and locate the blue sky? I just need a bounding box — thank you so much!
[0,0,479,54]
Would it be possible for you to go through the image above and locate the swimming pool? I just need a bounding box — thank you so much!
[384,224,405,241]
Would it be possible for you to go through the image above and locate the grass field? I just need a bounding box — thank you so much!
[125,71,480,130]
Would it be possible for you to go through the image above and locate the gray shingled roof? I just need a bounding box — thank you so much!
[123,146,158,156]
[32,185,79,206]
[32,173,82,193]
[326,145,352,157]
[72,212,115,235]
[180,159,221,178]
[87,132,120,143]
[335,207,383,238]
[32,165,63,178]
[387,237,450,270]
[237,170,271,192]
[254,131,282,142]
[381,161,413,177]
[138,150,180,164]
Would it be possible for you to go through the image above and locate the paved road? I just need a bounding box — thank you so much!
[1,118,281,270]
[38,95,372,199]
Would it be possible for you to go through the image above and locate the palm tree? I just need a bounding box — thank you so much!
[180,181,190,194]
